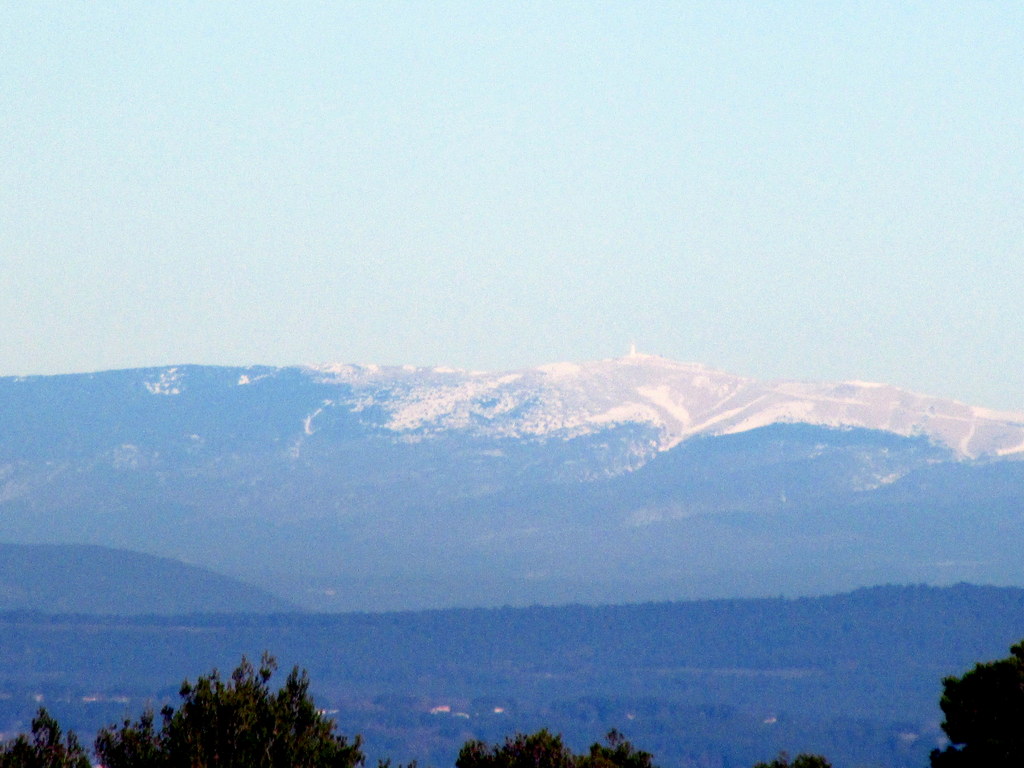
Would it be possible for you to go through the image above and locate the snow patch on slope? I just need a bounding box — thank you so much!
[383,374,525,432]
[587,403,662,426]
[637,385,692,426]
[145,368,183,396]
[718,400,821,435]
[996,438,1024,457]
[300,355,1024,461]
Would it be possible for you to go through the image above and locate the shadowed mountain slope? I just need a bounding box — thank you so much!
[0,543,298,614]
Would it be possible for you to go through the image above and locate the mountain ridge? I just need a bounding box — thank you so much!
[304,351,1024,459]
[2,357,1023,610]
[11,353,1020,463]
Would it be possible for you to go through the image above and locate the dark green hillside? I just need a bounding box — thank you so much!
[0,543,296,614]
[1,584,1022,767]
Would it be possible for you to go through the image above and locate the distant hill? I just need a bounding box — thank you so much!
[2,583,1023,768]
[0,543,297,614]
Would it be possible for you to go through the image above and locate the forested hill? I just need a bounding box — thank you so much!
[2,583,1023,767]
[0,543,296,614]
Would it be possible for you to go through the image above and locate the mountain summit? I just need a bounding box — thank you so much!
[304,352,1024,460]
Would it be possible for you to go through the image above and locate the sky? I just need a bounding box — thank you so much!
[2,2,1023,410]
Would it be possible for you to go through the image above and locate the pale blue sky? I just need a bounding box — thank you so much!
[2,2,1022,409]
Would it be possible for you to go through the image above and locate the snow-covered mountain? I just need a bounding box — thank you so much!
[304,351,1024,461]
[3,355,1024,611]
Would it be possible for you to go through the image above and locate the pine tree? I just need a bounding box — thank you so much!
[95,653,364,768]
[0,708,91,768]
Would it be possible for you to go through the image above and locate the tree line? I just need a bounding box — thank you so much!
[3,638,1021,768]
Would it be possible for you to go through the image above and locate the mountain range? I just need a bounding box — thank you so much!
[1,353,1022,611]
[305,351,1024,461]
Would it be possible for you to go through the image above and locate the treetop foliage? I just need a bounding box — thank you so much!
[931,639,1024,767]
[581,730,655,768]
[456,730,653,768]
[0,709,90,768]
[753,753,831,768]
[94,653,364,768]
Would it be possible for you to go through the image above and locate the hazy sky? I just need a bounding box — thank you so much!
[2,3,1022,409]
